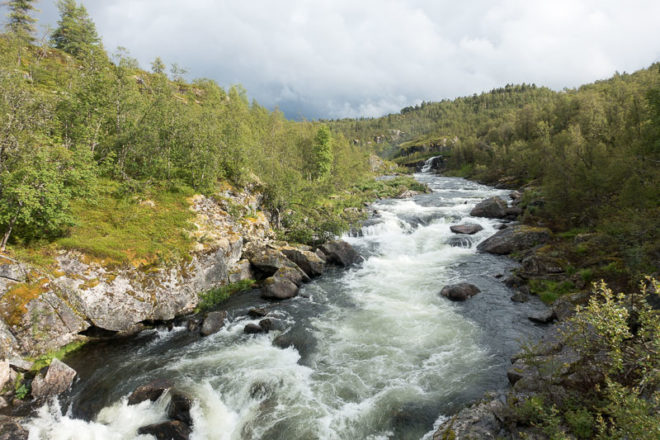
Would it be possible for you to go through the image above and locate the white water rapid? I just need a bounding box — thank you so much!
[26,174,548,440]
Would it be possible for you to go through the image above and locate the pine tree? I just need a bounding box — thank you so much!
[3,0,37,43]
[50,0,100,57]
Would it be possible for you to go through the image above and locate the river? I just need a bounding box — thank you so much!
[27,172,548,440]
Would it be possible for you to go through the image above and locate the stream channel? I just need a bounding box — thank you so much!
[27,171,548,440]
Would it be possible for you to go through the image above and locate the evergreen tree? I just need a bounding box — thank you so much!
[50,0,100,57]
[3,0,37,43]
[151,56,165,74]
[311,125,333,180]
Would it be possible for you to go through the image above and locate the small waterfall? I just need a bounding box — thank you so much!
[421,156,441,173]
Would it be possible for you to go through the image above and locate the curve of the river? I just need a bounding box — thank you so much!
[27,173,548,440]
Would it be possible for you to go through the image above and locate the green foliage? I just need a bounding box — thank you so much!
[529,279,575,304]
[310,125,333,180]
[51,0,101,57]
[196,279,255,312]
[3,0,37,43]
[30,339,86,371]
[14,377,28,399]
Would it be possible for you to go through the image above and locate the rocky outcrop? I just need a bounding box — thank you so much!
[0,189,273,358]
[450,223,484,235]
[440,283,481,301]
[433,398,507,440]
[318,240,362,267]
[30,359,77,399]
[477,226,552,255]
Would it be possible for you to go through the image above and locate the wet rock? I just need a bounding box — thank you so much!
[244,323,264,334]
[258,318,284,333]
[138,421,191,440]
[167,392,193,426]
[281,247,325,278]
[440,283,481,301]
[30,359,77,399]
[186,317,201,332]
[0,416,28,440]
[260,277,299,300]
[128,378,173,405]
[247,308,268,318]
[319,240,362,267]
[200,311,227,336]
[450,223,484,235]
[447,236,473,248]
[477,225,552,255]
[470,196,508,219]
[528,309,556,324]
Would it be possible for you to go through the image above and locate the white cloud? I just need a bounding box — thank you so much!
[21,0,660,118]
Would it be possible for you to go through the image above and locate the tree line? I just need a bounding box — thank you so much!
[0,0,369,250]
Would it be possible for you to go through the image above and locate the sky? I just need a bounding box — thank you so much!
[8,0,660,119]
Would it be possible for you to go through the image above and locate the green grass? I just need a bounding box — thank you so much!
[29,340,87,371]
[529,279,575,304]
[55,179,195,267]
[196,279,256,312]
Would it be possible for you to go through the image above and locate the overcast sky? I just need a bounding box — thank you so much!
[8,0,660,119]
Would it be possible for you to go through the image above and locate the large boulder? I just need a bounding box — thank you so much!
[31,359,77,399]
[440,283,481,301]
[318,240,362,267]
[470,196,508,219]
[137,421,191,440]
[246,248,297,279]
[0,416,28,440]
[200,311,227,336]
[271,266,308,287]
[128,378,173,405]
[450,223,484,235]
[432,399,506,440]
[281,247,325,278]
[260,277,299,300]
[477,226,552,255]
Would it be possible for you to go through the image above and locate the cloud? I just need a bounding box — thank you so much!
[16,0,660,118]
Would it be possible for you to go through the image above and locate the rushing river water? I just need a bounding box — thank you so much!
[27,172,548,440]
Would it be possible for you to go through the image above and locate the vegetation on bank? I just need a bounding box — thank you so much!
[0,1,379,267]
[513,279,659,439]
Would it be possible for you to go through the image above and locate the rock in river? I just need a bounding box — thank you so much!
[450,223,484,235]
[200,311,227,336]
[440,283,481,301]
[138,421,191,440]
[128,378,173,405]
[30,359,77,399]
[318,240,362,267]
[469,196,508,219]
[477,225,552,255]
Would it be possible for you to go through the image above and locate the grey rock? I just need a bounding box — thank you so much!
[271,265,309,287]
[228,259,253,284]
[0,362,9,391]
[528,309,556,324]
[433,399,505,440]
[477,226,552,255]
[7,358,32,372]
[470,196,508,219]
[128,378,173,405]
[247,248,297,279]
[440,283,481,301]
[319,240,362,267]
[511,291,530,303]
[260,277,299,300]
[281,247,325,278]
[31,359,77,399]
[200,311,227,336]
[247,308,268,318]
[450,223,484,235]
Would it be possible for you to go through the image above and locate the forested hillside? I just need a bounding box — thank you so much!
[0,0,388,264]
[331,66,660,288]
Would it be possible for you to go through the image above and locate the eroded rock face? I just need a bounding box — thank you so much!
[318,240,362,267]
[440,283,481,301]
[31,359,77,399]
[0,191,274,357]
[477,226,552,255]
